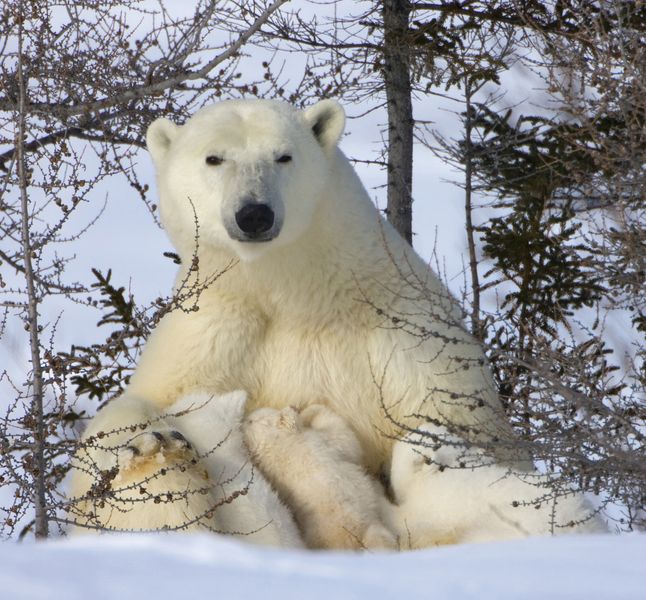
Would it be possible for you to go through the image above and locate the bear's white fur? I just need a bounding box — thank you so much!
[71,393,216,533]
[72,391,303,548]
[244,404,397,550]
[71,99,516,539]
[167,391,303,547]
[390,423,607,547]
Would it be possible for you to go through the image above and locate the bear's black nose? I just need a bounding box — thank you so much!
[235,203,275,237]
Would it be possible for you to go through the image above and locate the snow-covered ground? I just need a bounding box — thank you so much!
[1,533,643,600]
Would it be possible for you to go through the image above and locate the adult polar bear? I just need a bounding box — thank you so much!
[72,99,514,535]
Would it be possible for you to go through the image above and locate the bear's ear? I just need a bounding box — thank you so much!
[303,100,345,150]
[146,117,179,164]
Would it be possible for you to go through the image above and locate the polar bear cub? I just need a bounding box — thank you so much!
[243,404,398,551]
[390,423,607,547]
[166,391,303,547]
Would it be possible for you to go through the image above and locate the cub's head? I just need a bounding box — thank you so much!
[146,99,345,262]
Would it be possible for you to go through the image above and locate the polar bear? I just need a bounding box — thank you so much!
[390,423,607,547]
[70,98,518,536]
[72,391,303,547]
[244,404,397,550]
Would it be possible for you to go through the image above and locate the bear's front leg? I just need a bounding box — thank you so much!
[68,393,219,533]
[68,283,266,533]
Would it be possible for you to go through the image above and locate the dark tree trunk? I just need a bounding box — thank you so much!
[383,0,414,244]
[463,81,483,341]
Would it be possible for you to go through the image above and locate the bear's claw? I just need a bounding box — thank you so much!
[151,431,165,443]
[168,430,191,449]
[117,429,196,473]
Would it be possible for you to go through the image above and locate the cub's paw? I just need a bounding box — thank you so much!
[116,429,200,480]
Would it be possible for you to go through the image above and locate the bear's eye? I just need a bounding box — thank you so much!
[276,154,292,164]
[205,155,224,166]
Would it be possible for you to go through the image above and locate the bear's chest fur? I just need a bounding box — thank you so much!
[187,285,394,471]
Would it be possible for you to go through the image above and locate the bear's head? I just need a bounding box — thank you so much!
[146,99,345,262]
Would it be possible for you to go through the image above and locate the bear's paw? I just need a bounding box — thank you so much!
[116,429,205,482]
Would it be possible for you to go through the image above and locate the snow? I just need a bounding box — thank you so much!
[1,533,642,600]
